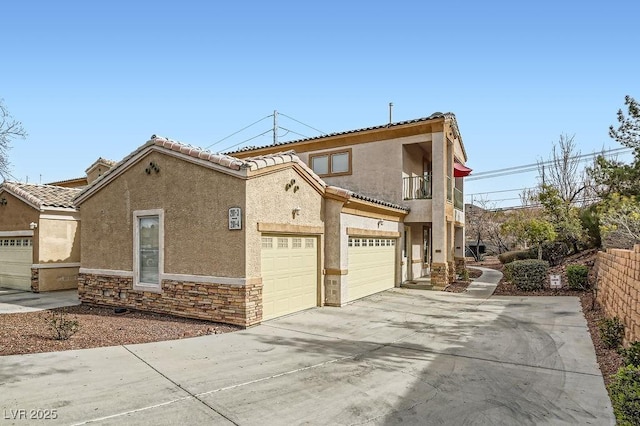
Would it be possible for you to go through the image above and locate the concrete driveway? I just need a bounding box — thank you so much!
[0,288,79,313]
[1,288,614,425]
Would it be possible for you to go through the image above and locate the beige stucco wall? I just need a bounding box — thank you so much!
[37,267,78,291]
[79,151,247,277]
[0,192,40,263]
[38,217,80,263]
[244,166,324,278]
[0,192,39,232]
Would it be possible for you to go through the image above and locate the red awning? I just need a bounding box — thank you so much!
[454,163,472,177]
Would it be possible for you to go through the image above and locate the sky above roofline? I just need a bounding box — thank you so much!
[2,0,639,208]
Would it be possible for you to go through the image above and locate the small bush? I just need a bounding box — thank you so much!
[619,342,640,367]
[534,242,570,266]
[609,365,640,425]
[498,250,535,264]
[599,317,625,349]
[42,310,80,340]
[566,264,589,290]
[505,259,549,291]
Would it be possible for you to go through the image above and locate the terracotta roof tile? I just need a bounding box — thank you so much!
[1,182,81,210]
[227,112,457,154]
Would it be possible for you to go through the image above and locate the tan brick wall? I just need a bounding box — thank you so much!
[78,273,262,327]
[596,244,640,344]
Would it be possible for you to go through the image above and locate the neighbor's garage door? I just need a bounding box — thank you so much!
[0,237,33,291]
[348,237,396,301]
[261,234,318,321]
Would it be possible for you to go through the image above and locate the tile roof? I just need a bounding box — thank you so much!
[227,112,458,154]
[1,182,81,209]
[75,136,407,213]
[85,157,117,173]
[348,191,409,212]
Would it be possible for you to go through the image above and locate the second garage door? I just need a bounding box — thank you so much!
[261,235,318,321]
[347,237,396,302]
[0,237,33,291]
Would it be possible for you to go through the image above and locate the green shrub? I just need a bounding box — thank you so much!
[619,342,640,367]
[498,250,535,264]
[599,317,625,349]
[530,242,569,266]
[609,365,640,425]
[505,259,549,291]
[42,310,80,341]
[566,264,589,290]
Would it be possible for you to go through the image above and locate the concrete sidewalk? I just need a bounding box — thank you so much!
[0,286,614,425]
[0,288,79,313]
[465,266,502,298]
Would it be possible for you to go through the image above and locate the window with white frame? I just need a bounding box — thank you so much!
[134,209,163,291]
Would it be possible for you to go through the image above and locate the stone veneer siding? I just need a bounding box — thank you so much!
[78,273,262,327]
[431,262,449,287]
[596,244,640,344]
[31,268,39,293]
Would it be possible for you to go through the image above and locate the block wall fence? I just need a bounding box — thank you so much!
[596,244,640,344]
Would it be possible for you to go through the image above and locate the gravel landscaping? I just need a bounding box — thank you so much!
[0,304,239,356]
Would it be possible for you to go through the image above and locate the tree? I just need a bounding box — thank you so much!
[0,99,27,179]
[538,134,591,205]
[466,199,509,260]
[537,184,584,252]
[589,95,640,199]
[610,95,640,150]
[501,213,557,260]
[599,195,640,248]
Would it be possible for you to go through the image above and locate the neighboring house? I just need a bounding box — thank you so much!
[0,182,81,292]
[47,157,117,188]
[233,112,470,286]
[0,158,116,292]
[73,136,408,326]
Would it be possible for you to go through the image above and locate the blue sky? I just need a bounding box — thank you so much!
[2,0,639,207]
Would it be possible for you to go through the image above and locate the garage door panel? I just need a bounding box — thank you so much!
[0,238,33,291]
[261,235,318,321]
[348,238,395,302]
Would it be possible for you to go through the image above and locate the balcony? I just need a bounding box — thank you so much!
[454,187,463,211]
[403,175,432,200]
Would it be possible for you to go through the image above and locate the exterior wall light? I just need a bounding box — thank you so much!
[0,197,6,205]
[29,222,38,230]
[292,207,302,218]
[378,220,384,227]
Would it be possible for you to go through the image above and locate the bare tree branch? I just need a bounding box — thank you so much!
[0,99,27,179]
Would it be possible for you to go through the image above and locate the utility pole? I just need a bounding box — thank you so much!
[389,102,393,124]
[273,110,278,145]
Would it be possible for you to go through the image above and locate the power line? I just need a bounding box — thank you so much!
[206,115,272,149]
[279,126,309,139]
[219,129,272,152]
[466,147,632,181]
[278,113,326,135]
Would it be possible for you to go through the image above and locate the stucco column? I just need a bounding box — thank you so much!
[454,225,466,273]
[323,198,346,306]
[430,131,449,286]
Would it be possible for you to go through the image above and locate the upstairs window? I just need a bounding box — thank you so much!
[309,149,352,177]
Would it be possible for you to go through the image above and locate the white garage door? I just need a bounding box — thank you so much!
[348,237,396,301]
[261,235,318,321]
[0,237,33,291]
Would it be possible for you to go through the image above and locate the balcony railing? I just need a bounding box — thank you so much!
[403,175,432,200]
[404,175,463,210]
[454,187,464,211]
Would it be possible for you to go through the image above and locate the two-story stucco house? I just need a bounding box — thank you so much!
[232,112,470,287]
